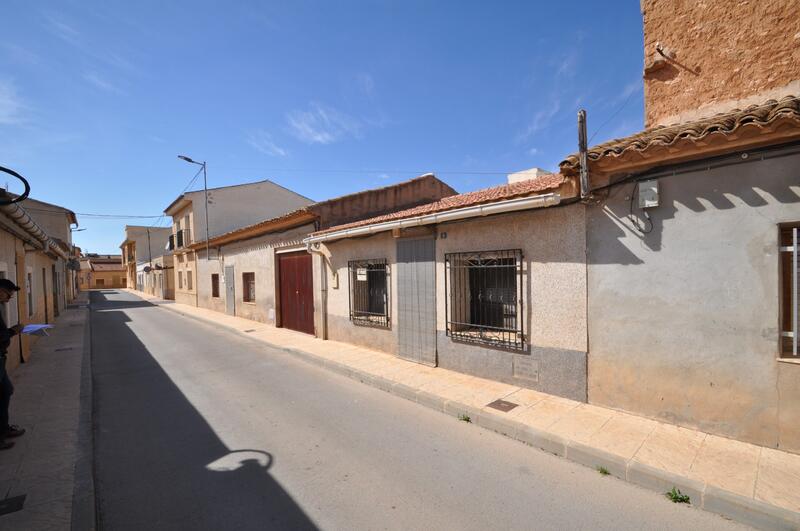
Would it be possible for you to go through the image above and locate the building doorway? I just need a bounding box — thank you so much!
[396,238,437,366]
[224,265,235,316]
[278,251,314,335]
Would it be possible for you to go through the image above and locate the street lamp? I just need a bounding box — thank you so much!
[177,155,211,260]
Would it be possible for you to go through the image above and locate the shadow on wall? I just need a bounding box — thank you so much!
[89,291,317,530]
[589,154,800,264]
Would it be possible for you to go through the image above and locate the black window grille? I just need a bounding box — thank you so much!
[348,259,389,328]
[445,249,525,351]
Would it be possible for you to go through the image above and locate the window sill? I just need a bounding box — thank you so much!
[777,357,800,365]
[242,301,256,305]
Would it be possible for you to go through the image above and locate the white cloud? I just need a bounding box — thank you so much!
[247,130,287,157]
[83,71,122,93]
[555,52,577,79]
[286,102,362,145]
[528,147,539,155]
[376,173,391,180]
[42,11,80,45]
[0,81,24,125]
[355,72,375,98]
[518,99,561,143]
[2,44,40,65]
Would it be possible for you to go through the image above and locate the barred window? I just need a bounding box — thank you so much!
[445,249,524,351]
[211,274,220,298]
[348,259,389,328]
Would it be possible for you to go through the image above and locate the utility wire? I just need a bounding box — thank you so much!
[588,91,643,145]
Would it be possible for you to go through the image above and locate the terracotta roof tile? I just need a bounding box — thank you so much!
[313,172,567,235]
[559,95,800,175]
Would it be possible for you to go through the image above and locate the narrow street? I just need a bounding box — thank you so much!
[90,290,744,531]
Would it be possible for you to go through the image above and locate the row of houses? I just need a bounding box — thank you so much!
[0,191,81,373]
[77,254,126,289]
[123,1,800,453]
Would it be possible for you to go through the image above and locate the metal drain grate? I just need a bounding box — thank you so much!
[486,399,519,413]
[0,494,26,516]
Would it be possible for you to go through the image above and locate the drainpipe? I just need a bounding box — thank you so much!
[305,242,328,340]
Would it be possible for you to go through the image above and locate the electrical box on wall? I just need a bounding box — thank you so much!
[638,180,659,208]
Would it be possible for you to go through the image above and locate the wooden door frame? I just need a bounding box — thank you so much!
[277,250,314,335]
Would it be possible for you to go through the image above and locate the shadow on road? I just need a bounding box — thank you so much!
[90,291,317,530]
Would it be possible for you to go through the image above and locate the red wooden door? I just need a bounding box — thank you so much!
[278,252,314,334]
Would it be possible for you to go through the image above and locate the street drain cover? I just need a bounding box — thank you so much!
[486,399,518,413]
[0,494,26,515]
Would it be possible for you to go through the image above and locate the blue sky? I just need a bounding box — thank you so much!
[1,1,645,253]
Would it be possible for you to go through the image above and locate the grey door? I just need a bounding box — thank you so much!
[397,238,437,366]
[224,265,236,316]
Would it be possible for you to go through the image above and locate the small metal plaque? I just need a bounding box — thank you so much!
[486,399,518,413]
[356,268,367,281]
[0,494,26,516]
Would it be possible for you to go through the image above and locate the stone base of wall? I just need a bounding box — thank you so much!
[435,332,587,402]
[326,314,397,356]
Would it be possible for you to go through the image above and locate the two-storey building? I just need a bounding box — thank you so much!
[163,179,313,306]
[120,225,173,297]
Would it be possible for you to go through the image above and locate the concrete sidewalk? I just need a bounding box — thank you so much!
[0,293,94,531]
[135,290,800,530]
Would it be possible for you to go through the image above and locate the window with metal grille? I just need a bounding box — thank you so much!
[781,225,799,358]
[348,259,389,328]
[178,271,183,289]
[187,270,193,291]
[243,272,256,302]
[445,249,524,351]
[211,274,220,298]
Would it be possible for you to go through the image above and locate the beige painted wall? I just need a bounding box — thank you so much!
[195,225,312,324]
[434,206,587,352]
[586,150,800,452]
[319,205,588,399]
[173,251,196,306]
[322,232,399,354]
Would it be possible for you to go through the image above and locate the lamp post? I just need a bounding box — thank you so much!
[177,155,211,260]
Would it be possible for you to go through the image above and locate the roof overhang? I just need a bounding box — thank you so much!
[189,209,318,249]
[164,194,192,216]
[560,95,800,186]
[304,192,561,245]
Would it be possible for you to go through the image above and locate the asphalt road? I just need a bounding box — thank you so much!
[90,290,747,530]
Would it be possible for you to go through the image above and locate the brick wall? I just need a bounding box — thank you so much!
[642,0,800,127]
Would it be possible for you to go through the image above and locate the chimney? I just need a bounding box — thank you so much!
[641,0,800,127]
[507,167,552,184]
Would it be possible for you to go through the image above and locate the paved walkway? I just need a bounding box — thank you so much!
[135,290,800,530]
[0,292,94,531]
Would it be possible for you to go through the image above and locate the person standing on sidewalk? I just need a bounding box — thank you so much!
[0,279,26,450]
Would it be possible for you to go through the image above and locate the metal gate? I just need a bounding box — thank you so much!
[278,251,314,335]
[397,238,437,366]
[224,265,235,316]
